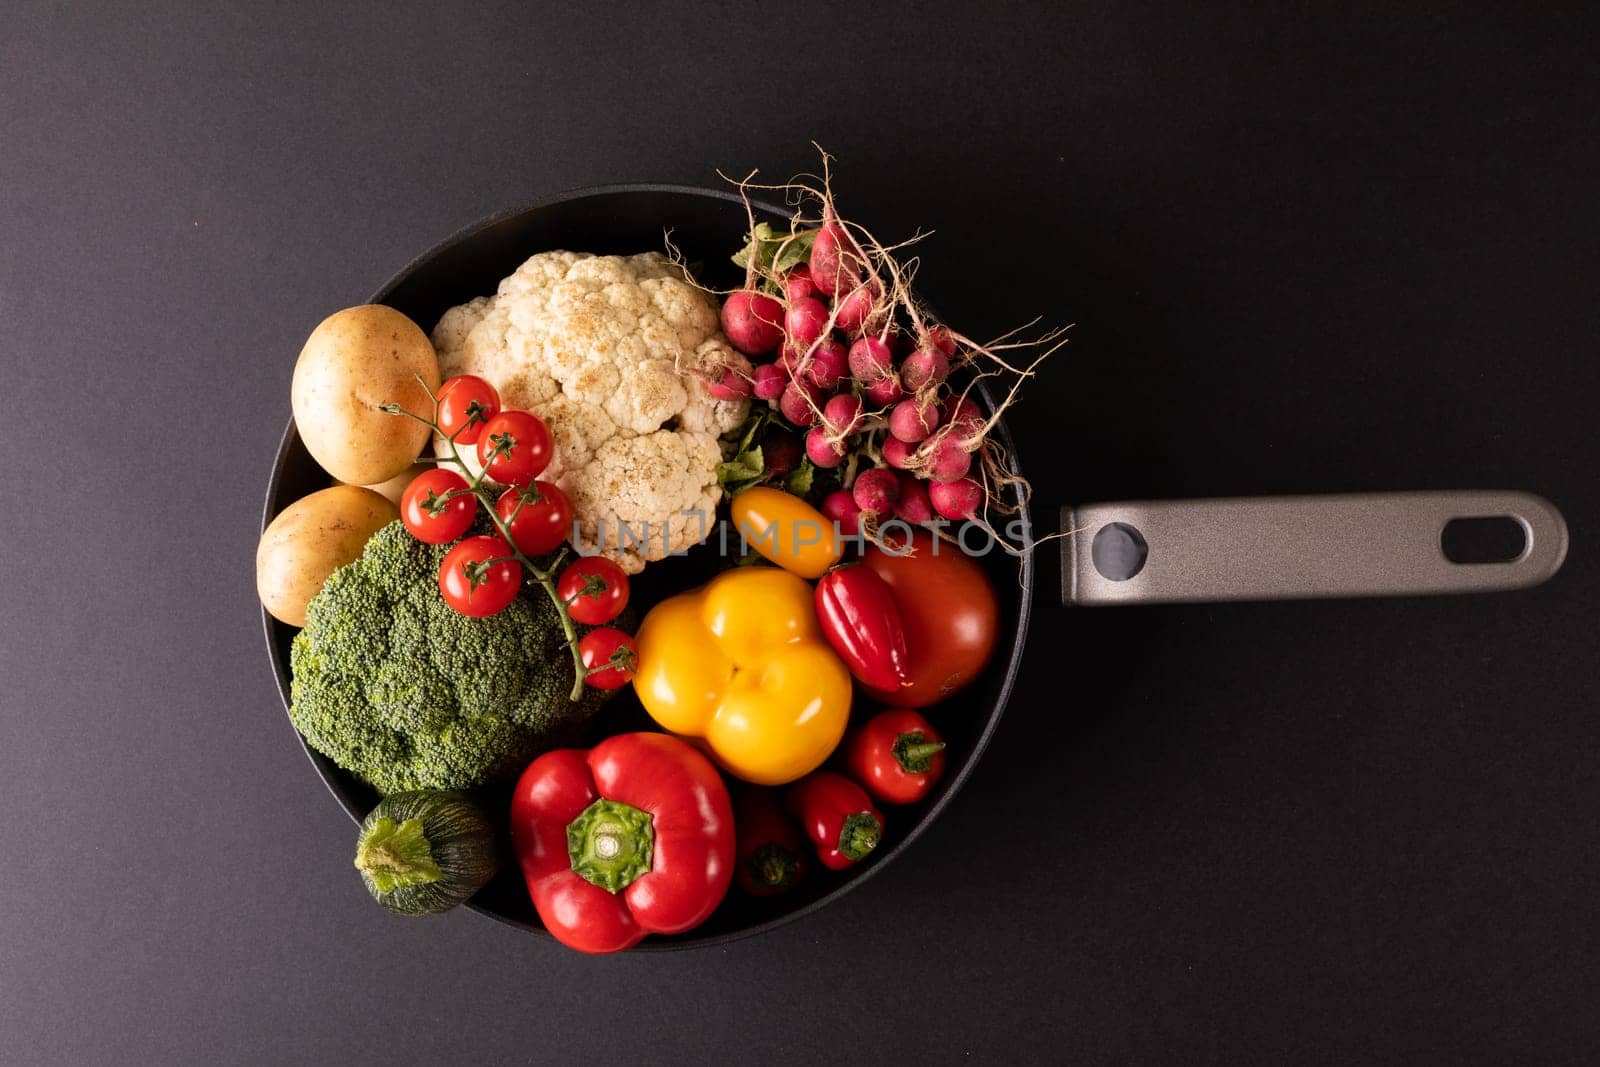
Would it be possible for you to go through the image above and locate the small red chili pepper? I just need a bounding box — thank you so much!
[813,565,911,692]
[733,788,808,896]
[846,709,948,806]
[785,771,884,870]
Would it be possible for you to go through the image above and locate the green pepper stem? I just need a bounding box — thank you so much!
[837,812,881,862]
[748,842,800,890]
[891,731,946,774]
[567,798,655,894]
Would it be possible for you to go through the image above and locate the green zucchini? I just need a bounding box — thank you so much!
[354,791,497,916]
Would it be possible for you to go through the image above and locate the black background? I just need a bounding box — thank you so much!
[3,5,1596,1064]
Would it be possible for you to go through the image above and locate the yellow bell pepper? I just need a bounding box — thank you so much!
[632,566,853,785]
[730,486,843,580]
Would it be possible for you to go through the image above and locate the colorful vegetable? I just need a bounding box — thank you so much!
[813,566,911,692]
[928,477,983,520]
[888,397,939,444]
[801,339,849,390]
[578,627,638,690]
[494,481,573,557]
[859,531,999,706]
[782,265,817,302]
[900,347,949,392]
[820,489,863,536]
[846,710,948,806]
[730,486,842,579]
[752,362,786,400]
[510,733,735,954]
[291,304,440,485]
[632,567,853,785]
[353,791,498,917]
[851,467,900,517]
[833,281,878,332]
[863,372,904,407]
[401,468,477,545]
[785,296,830,348]
[289,521,609,793]
[557,555,630,626]
[435,374,500,446]
[257,485,397,628]
[881,436,915,470]
[438,534,521,618]
[705,363,753,400]
[806,425,847,469]
[720,290,785,355]
[778,379,821,426]
[807,218,862,297]
[848,336,893,383]
[893,474,934,524]
[734,789,808,896]
[476,410,552,487]
[922,436,973,483]
[821,393,863,437]
[711,158,1070,552]
[786,771,884,870]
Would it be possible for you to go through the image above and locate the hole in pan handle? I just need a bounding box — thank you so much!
[1061,491,1569,606]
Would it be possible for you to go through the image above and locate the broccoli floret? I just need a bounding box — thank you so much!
[289,520,608,794]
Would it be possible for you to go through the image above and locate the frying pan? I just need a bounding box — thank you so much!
[262,185,1568,948]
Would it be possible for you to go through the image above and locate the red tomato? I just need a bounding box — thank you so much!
[477,410,552,487]
[436,375,501,446]
[578,628,638,690]
[438,535,521,617]
[494,481,572,557]
[859,531,999,707]
[557,556,631,625]
[400,468,477,544]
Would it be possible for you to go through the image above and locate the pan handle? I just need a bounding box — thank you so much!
[1061,490,1568,606]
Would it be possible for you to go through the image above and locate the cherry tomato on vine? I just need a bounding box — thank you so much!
[400,468,477,544]
[439,534,521,617]
[477,410,552,487]
[494,481,572,558]
[578,628,638,690]
[436,375,501,446]
[556,556,631,625]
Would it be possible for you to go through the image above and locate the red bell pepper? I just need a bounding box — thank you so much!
[813,565,911,692]
[509,732,735,954]
[846,709,948,805]
[786,771,885,870]
[733,788,808,896]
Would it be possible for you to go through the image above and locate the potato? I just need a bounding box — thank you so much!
[257,485,398,627]
[292,305,441,485]
[355,461,433,506]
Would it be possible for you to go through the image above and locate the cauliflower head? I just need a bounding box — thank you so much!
[432,252,749,573]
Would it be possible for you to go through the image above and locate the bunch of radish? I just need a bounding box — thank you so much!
[705,160,1063,542]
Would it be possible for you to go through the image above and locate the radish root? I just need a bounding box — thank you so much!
[676,147,1070,556]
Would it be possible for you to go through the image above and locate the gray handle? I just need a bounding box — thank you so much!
[1062,490,1568,606]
